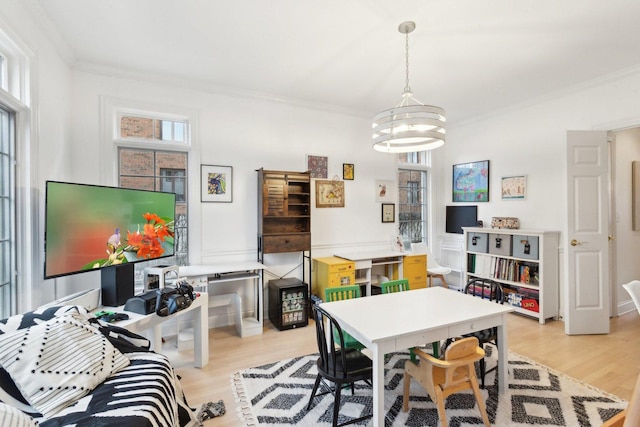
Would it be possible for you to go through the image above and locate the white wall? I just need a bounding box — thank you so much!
[440,69,640,315]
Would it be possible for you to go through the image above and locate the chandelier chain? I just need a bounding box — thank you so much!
[404,30,411,94]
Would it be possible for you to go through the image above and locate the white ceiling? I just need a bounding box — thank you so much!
[32,0,640,124]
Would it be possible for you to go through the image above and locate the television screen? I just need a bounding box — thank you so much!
[445,205,478,234]
[44,181,176,279]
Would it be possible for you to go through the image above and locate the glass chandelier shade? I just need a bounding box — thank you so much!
[372,21,446,153]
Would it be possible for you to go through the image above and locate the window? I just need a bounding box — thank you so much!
[0,104,15,319]
[120,115,188,144]
[398,151,431,244]
[118,148,189,266]
[111,105,192,270]
[161,120,186,142]
[407,180,419,204]
[160,168,186,201]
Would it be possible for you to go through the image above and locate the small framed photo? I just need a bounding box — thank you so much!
[501,175,527,200]
[382,203,395,223]
[343,163,354,180]
[201,164,233,202]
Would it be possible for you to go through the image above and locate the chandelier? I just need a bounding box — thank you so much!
[372,21,446,153]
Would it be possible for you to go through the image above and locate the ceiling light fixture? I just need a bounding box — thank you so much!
[372,21,446,153]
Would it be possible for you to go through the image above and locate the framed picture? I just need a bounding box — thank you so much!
[501,175,527,200]
[375,179,395,202]
[307,155,328,179]
[343,163,354,180]
[201,164,233,202]
[381,203,395,223]
[452,160,490,202]
[315,180,345,207]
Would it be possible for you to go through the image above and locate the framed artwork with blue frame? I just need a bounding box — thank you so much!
[452,160,489,202]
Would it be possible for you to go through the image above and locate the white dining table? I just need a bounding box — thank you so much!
[320,286,514,426]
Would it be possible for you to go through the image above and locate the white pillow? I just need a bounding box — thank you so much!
[0,313,129,419]
[0,402,37,427]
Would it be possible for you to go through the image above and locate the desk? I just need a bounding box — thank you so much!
[320,287,513,426]
[334,249,404,295]
[179,262,266,337]
[101,292,209,368]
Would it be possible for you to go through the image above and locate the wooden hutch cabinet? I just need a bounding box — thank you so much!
[257,169,311,253]
[257,169,312,321]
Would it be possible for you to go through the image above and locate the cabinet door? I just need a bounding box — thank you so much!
[403,255,427,288]
[263,175,287,216]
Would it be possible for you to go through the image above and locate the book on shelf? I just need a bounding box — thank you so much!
[468,254,539,286]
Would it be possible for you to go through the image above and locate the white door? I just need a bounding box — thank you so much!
[565,130,610,335]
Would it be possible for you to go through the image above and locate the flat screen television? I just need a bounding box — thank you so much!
[44,181,176,280]
[445,205,478,234]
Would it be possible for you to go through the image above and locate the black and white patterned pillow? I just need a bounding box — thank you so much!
[0,311,130,419]
[0,305,89,417]
[0,305,89,336]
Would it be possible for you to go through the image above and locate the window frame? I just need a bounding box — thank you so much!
[397,151,432,245]
[116,111,190,147]
[113,105,193,269]
[0,103,16,318]
[0,25,33,316]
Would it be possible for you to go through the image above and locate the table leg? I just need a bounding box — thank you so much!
[193,300,208,368]
[372,347,384,426]
[497,314,509,392]
[152,325,162,353]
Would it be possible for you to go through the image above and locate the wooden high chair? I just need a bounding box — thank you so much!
[403,336,490,427]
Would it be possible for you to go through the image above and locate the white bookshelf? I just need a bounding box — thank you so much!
[462,227,560,324]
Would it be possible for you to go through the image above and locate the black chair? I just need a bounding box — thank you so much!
[307,304,373,427]
[462,278,505,388]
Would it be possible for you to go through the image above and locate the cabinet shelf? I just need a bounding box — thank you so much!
[466,272,539,291]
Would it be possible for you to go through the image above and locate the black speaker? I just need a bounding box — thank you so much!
[101,264,135,307]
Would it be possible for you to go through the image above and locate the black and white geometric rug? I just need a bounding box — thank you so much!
[231,346,626,426]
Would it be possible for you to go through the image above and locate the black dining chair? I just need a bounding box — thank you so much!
[307,304,373,427]
[462,277,505,388]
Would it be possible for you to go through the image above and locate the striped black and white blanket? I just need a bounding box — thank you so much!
[38,351,197,427]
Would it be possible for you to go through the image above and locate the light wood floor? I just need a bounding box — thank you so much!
[167,311,640,426]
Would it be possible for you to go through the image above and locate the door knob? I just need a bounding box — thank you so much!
[609,235,616,241]
[570,239,585,246]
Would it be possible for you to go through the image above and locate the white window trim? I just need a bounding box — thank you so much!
[100,96,202,263]
[0,25,37,313]
[397,161,433,247]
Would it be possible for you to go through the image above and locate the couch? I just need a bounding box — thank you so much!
[0,305,199,427]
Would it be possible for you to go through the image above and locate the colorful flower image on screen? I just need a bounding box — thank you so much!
[44,182,176,279]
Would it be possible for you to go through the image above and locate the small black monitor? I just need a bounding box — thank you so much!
[445,205,478,234]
